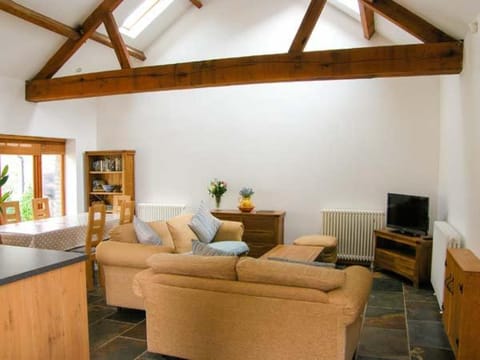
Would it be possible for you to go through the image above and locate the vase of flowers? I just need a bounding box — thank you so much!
[238,187,255,212]
[208,179,227,209]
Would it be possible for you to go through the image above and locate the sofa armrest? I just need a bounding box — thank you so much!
[214,220,244,242]
[96,241,174,269]
[327,266,373,325]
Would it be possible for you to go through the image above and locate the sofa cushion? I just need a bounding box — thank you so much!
[209,241,249,255]
[147,253,238,280]
[167,214,198,253]
[192,240,235,256]
[134,216,162,245]
[148,221,175,249]
[294,235,337,248]
[109,221,175,249]
[188,202,221,243]
[236,257,346,291]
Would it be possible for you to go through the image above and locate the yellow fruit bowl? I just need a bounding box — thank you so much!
[238,205,255,213]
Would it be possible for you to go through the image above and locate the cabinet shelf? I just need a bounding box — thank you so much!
[84,150,135,210]
[374,229,432,287]
[89,192,123,195]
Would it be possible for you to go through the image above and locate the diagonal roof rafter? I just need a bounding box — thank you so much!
[289,0,327,53]
[357,0,455,42]
[103,11,130,69]
[33,0,125,80]
[0,0,146,61]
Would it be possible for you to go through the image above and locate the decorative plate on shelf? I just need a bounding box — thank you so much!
[102,184,116,192]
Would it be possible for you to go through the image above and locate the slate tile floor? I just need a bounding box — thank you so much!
[357,272,454,360]
[88,271,453,360]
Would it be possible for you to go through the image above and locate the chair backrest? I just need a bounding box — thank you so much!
[0,201,21,224]
[32,198,51,220]
[112,195,131,214]
[119,200,135,225]
[85,203,106,256]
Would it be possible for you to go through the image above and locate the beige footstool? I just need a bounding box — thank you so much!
[293,235,338,263]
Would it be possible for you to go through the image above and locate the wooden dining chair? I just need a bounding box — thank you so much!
[119,200,135,225]
[32,198,51,220]
[0,201,21,224]
[70,204,106,291]
[112,195,131,214]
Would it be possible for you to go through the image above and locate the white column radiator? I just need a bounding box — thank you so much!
[136,203,186,221]
[431,221,462,309]
[321,209,385,262]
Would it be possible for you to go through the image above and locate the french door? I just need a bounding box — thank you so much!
[0,135,65,220]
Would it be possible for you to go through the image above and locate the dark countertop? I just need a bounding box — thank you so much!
[0,245,86,286]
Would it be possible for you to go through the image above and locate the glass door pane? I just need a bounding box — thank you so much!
[0,155,34,221]
[42,155,63,217]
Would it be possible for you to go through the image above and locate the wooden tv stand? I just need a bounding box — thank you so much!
[374,228,432,287]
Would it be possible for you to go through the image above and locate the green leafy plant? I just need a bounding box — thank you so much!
[20,185,33,221]
[0,165,12,210]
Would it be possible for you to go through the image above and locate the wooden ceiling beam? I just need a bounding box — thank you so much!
[359,0,455,43]
[26,41,463,102]
[289,0,327,53]
[358,0,375,39]
[103,12,130,69]
[0,0,145,61]
[33,0,124,80]
[190,0,203,9]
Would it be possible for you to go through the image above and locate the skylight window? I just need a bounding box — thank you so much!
[120,0,175,38]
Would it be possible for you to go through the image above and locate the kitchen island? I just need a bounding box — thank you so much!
[0,245,89,360]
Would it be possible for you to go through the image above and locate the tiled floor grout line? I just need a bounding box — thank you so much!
[90,319,142,353]
[403,283,412,360]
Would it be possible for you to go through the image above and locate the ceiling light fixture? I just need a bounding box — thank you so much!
[120,0,175,39]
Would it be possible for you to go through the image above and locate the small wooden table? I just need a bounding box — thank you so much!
[260,244,324,262]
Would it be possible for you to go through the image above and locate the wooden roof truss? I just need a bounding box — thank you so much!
[0,0,463,102]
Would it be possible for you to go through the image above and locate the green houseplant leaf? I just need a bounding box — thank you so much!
[0,165,11,213]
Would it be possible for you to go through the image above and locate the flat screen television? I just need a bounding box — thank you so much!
[387,193,429,236]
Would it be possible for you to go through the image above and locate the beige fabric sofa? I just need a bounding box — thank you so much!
[96,214,244,309]
[134,253,373,360]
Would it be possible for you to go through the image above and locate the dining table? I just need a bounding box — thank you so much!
[0,212,120,250]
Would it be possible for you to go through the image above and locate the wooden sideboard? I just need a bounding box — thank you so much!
[211,210,285,258]
[374,228,432,287]
[443,248,480,359]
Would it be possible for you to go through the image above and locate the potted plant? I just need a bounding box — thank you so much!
[238,187,255,212]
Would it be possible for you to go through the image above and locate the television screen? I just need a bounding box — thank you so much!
[387,193,429,236]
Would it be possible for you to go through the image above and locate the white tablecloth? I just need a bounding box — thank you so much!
[0,213,119,250]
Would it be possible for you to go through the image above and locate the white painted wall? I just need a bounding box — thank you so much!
[97,0,441,243]
[438,18,480,255]
[0,76,97,214]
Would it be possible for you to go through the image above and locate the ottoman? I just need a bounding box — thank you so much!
[293,235,338,263]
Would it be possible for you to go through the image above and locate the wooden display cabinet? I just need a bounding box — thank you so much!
[84,150,135,212]
[374,228,432,287]
[443,248,480,359]
[211,210,285,258]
